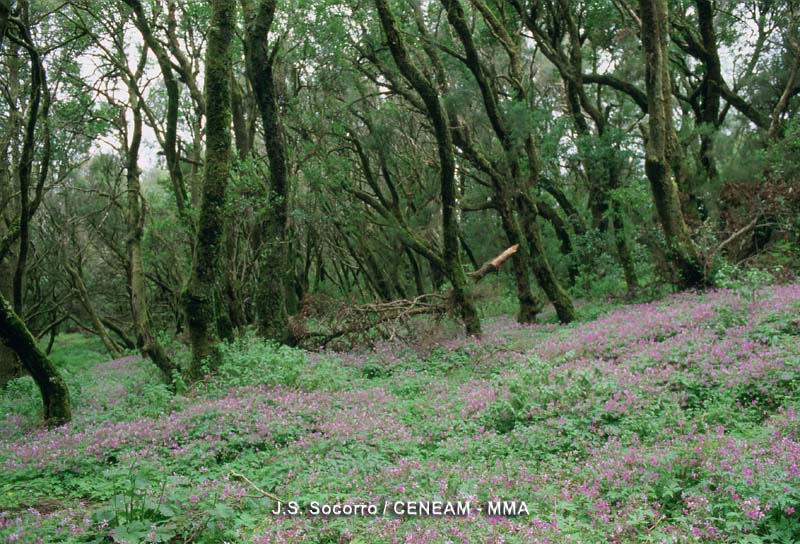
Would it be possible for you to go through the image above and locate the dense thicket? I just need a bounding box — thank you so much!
[0,0,798,423]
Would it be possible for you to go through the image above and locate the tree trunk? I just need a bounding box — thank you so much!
[518,195,577,323]
[13,13,51,315]
[0,292,70,425]
[0,258,23,386]
[607,160,639,293]
[125,81,179,383]
[640,0,705,288]
[0,0,10,46]
[536,200,579,284]
[611,199,639,294]
[374,0,480,335]
[243,0,291,343]
[123,0,189,220]
[183,0,235,379]
[441,0,570,324]
[496,199,543,323]
[65,262,121,356]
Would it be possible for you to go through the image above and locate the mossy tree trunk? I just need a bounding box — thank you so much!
[242,0,291,343]
[518,193,577,323]
[183,0,235,379]
[0,0,9,44]
[0,258,22,387]
[442,0,573,323]
[373,0,481,335]
[694,0,722,214]
[124,65,179,384]
[0,291,70,425]
[640,0,705,289]
[12,8,51,316]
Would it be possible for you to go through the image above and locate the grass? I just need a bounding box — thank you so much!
[48,333,114,371]
[1,285,799,543]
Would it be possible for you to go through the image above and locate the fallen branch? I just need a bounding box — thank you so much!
[713,216,760,256]
[292,245,519,348]
[230,471,287,504]
[469,243,518,282]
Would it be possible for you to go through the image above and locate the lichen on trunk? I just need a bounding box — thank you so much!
[0,292,70,425]
[184,0,235,379]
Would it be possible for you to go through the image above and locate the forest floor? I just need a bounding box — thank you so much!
[1,284,800,543]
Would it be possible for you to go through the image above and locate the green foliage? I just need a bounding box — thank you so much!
[0,376,39,420]
[765,119,800,182]
[49,333,111,370]
[714,262,776,301]
[214,332,351,391]
[215,335,302,388]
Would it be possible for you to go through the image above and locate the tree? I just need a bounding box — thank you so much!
[441,0,576,321]
[123,48,180,383]
[0,290,70,425]
[640,0,704,288]
[183,0,235,378]
[242,0,292,343]
[373,0,481,335]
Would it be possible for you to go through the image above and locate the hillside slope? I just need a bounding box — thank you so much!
[1,285,799,543]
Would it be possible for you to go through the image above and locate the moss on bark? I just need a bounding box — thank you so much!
[0,292,70,425]
[184,0,235,379]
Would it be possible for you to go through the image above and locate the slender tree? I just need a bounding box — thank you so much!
[123,49,180,383]
[373,0,481,335]
[242,0,291,343]
[122,0,190,220]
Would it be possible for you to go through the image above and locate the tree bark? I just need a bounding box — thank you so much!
[65,262,121,356]
[518,194,577,323]
[183,0,235,378]
[641,0,704,288]
[12,12,51,315]
[0,258,23,386]
[374,0,481,335]
[0,291,70,425]
[124,73,179,383]
[0,0,9,46]
[243,0,291,343]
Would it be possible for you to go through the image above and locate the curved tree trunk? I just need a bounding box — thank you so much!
[243,0,291,343]
[441,0,572,323]
[374,0,481,335]
[123,0,189,220]
[518,194,576,323]
[125,73,179,384]
[496,198,543,323]
[641,0,705,288]
[0,292,70,425]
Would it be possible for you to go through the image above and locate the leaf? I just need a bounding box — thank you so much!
[134,475,151,489]
[112,520,151,543]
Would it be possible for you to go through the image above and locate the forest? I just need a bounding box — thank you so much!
[0,0,799,542]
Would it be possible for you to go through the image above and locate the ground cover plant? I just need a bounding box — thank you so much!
[1,283,798,543]
[3,0,800,542]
